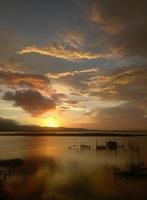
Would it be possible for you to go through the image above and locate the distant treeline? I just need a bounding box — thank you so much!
[0,132,147,137]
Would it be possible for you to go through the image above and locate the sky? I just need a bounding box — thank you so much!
[0,0,147,130]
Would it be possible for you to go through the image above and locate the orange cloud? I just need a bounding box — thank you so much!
[0,70,53,94]
[47,68,98,79]
[18,42,120,61]
[84,66,147,116]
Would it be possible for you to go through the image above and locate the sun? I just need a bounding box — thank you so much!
[42,117,60,128]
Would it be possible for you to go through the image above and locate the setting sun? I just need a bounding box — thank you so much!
[42,117,60,128]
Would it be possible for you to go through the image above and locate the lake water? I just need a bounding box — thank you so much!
[0,135,147,200]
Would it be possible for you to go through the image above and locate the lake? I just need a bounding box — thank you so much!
[0,135,147,200]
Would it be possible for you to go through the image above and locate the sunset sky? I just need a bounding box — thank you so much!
[0,0,147,130]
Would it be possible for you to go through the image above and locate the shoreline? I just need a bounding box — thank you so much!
[0,132,147,137]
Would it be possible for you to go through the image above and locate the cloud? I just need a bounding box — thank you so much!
[0,70,52,94]
[0,59,22,71]
[0,70,81,116]
[59,31,85,49]
[89,0,147,57]
[3,90,56,116]
[84,65,147,118]
[89,2,124,34]
[87,103,147,130]
[18,42,120,61]
[19,0,147,62]
[88,66,147,99]
[47,68,98,79]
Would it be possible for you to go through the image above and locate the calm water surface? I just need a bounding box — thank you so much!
[0,135,147,200]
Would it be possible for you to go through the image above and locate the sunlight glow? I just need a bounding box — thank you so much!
[42,117,60,128]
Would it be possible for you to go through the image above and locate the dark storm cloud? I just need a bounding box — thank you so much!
[89,0,147,57]
[0,70,52,94]
[3,90,56,116]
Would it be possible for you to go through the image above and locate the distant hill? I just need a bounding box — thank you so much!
[0,117,90,132]
[0,118,147,136]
